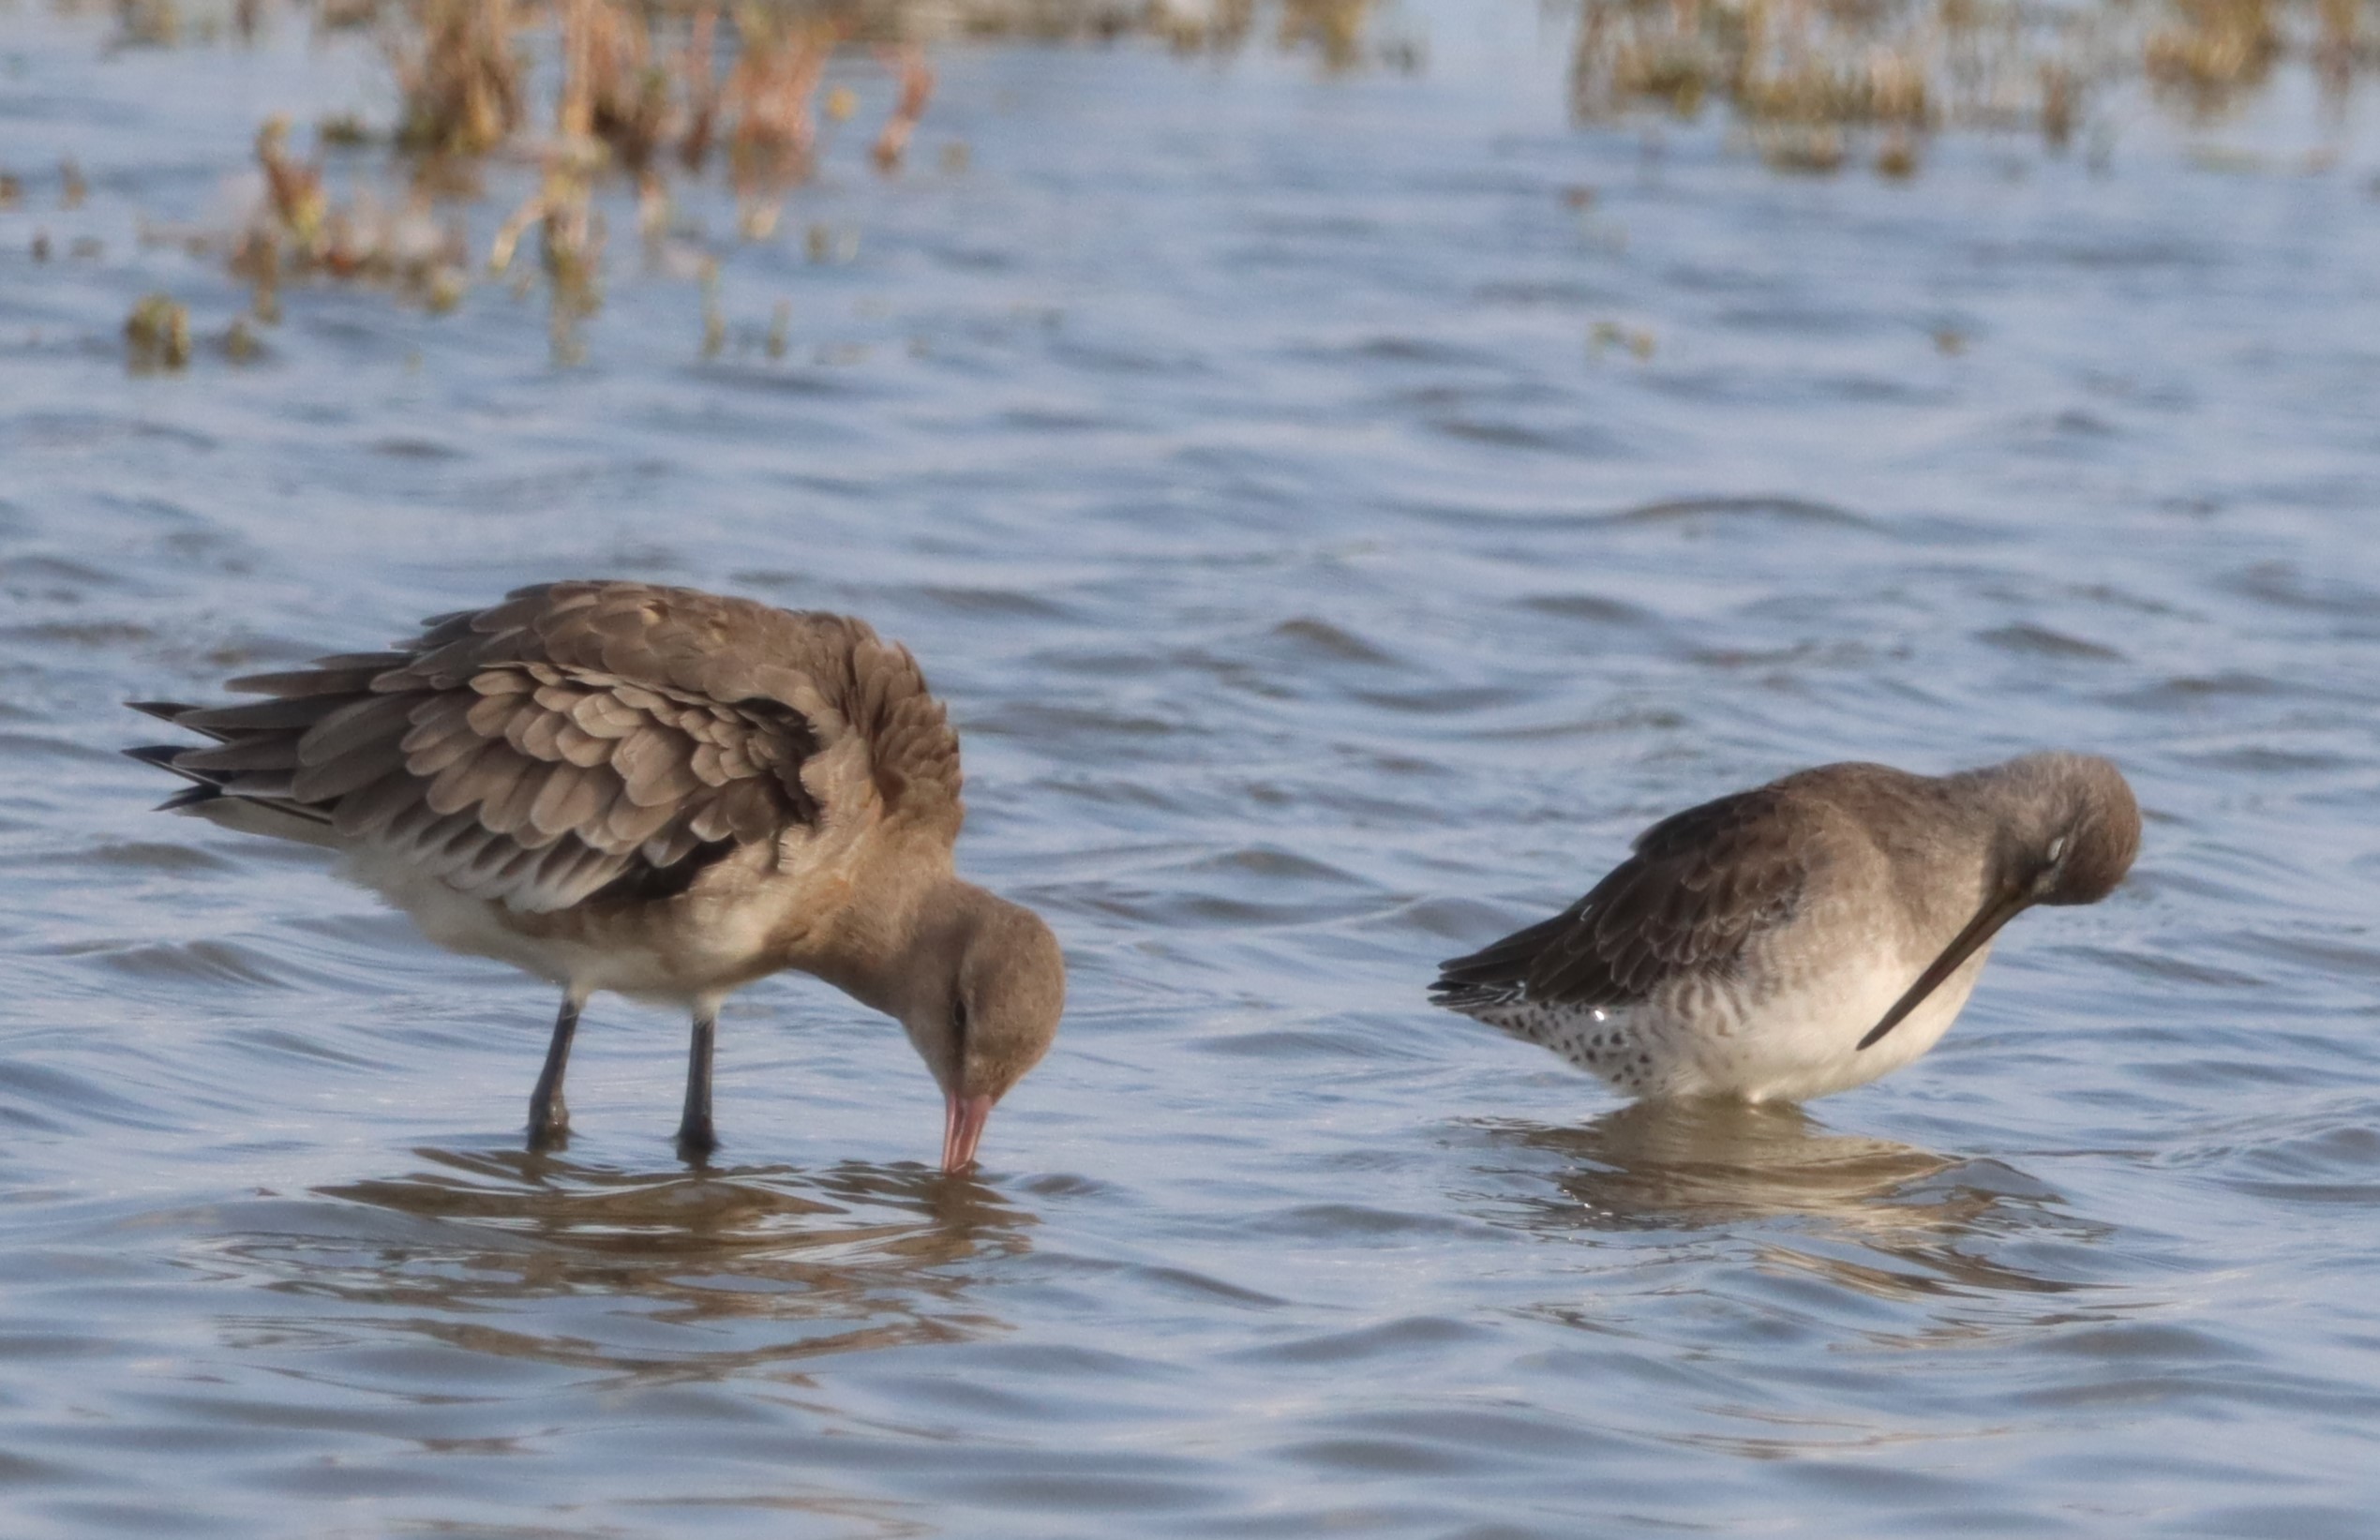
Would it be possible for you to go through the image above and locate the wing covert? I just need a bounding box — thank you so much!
[1434,785,1811,1009]
[135,580,961,914]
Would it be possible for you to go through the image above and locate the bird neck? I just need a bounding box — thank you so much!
[792,862,983,1023]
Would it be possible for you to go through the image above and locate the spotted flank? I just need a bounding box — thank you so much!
[1467,996,1672,1098]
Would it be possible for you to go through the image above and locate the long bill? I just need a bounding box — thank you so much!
[1857,885,2031,1051]
[941,1092,995,1174]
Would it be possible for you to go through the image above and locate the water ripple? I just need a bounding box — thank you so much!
[2,9,2378,1539]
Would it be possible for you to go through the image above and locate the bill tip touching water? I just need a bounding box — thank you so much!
[126,579,1064,1174]
[1432,752,2140,1104]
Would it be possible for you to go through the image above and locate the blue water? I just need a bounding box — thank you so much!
[4,5,2380,1534]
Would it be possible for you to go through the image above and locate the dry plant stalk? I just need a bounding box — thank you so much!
[125,292,191,370]
[239,115,471,316]
[725,4,839,232]
[487,135,606,360]
[114,0,180,48]
[2145,0,2280,111]
[390,0,527,157]
[492,5,614,365]
[204,0,1476,364]
[2314,0,2358,96]
[2041,62,2078,149]
[677,5,724,171]
[1278,0,1372,70]
[561,0,672,173]
[1152,0,1390,65]
[1155,0,1256,52]
[1563,0,2184,165]
[256,117,327,254]
[872,43,935,170]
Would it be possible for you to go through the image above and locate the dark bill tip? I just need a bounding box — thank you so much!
[940,1092,995,1174]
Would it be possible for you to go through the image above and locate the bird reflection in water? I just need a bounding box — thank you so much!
[292,1147,1034,1371]
[1476,1100,2100,1304]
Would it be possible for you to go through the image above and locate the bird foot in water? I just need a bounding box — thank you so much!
[675,1120,718,1163]
[527,1100,570,1151]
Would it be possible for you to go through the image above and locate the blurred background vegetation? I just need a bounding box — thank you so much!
[20,0,2375,363]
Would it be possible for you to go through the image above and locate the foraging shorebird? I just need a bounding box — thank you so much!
[1431,755,2139,1103]
[127,580,1064,1171]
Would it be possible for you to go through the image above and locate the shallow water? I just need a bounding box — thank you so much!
[7,6,2380,1535]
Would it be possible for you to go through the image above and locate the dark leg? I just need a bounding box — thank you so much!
[676,1007,718,1159]
[527,994,581,1150]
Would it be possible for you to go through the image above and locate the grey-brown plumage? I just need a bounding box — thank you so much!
[128,580,1064,1170]
[1432,755,2140,1102]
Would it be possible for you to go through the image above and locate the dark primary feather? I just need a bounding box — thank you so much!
[122,740,333,820]
[1432,785,1811,1010]
[122,581,955,914]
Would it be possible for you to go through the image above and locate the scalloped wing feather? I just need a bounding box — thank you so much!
[1435,785,1812,1009]
[133,582,973,914]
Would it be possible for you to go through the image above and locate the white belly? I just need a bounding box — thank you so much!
[1474,945,1991,1103]
[340,847,781,1007]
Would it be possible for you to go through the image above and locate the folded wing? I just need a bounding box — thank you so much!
[1431,785,1811,1011]
[129,581,960,913]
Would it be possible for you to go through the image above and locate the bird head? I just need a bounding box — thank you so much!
[906,889,1065,1174]
[2015,753,2142,907]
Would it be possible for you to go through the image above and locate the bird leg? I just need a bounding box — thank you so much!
[527,993,581,1149]
[676,1007,718,1159]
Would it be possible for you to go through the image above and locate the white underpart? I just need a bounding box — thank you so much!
[1470,944,1992,1103]
[341,844,774,1009]
[186,798,773,1009]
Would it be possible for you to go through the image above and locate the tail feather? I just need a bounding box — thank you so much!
[127,700,195,724]
[122,737,335,831]
[1430,977,1527,1012]
[123,742,209,779]
[1429,908,1579,1011]
[128,700,237,743]
[174,695,338,733]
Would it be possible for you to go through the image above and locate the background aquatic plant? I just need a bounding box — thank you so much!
[29,0,2379,367]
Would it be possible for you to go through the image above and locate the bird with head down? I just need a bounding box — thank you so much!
[1432,753,2140,1104]
[127,579,1065,1172]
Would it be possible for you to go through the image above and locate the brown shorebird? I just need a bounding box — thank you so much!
[1431,754,2139,1103]
[127,580,1064,1171]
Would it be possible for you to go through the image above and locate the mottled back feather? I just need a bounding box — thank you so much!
[127,581,965,912]
[1433,783,1811,1009]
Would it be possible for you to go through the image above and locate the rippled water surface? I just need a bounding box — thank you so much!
[7,7,2380,1534]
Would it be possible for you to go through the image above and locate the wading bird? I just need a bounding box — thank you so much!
[128,580,1064,1171]
[1431,755,2138,1102]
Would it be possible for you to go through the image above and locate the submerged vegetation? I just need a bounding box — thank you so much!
[1570,0,2375,173]
[123,292,193,369]
[46,0,2380,368]
[179,0,1429,362]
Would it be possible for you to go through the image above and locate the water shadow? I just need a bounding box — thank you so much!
[327,1144,1027,1261]
[1473,1100,2100,1300]
[196,1145,1039,1379]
